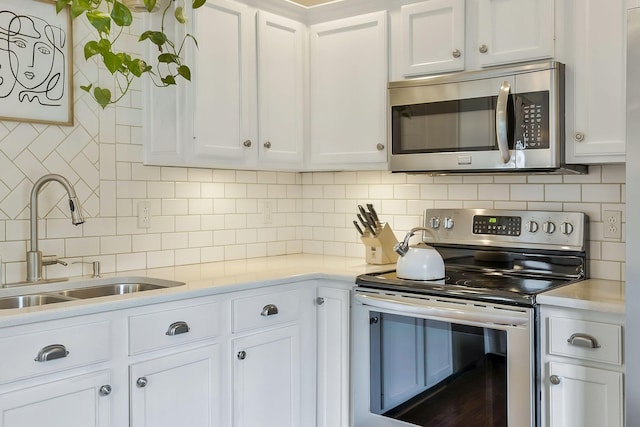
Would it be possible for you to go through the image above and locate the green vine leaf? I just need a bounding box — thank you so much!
[144,0,158,12]
[175,6,187,24]
[86,10,111,35]
[177,65,191,81]
[94,87,112,109]
[103,51,123,74]
[161,75,176,85]
[139,30,167,46]
[192,0,206,9]
[83,41,101,59]
[158,53,179,64]
[111,1,133,27]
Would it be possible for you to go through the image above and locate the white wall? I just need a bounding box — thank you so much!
[0,14,625,284]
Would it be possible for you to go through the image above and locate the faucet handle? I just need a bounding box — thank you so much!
[42,255,67,267]
[73,260,101,278]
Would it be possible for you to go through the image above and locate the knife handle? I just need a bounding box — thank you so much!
[353,221,364,236]
[366,203,380,225]
[357,213,376,236]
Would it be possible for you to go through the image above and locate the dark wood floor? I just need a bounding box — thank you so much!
[384,353,507,427]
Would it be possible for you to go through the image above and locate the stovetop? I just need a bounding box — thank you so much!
[356,209,588,307]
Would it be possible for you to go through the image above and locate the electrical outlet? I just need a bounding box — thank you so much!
[137,200,152,228]
[263,201,272,225]
[603,210,622,239]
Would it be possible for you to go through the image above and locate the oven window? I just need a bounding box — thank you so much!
[369,312,507,427]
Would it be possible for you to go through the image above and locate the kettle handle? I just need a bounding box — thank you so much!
[394,227,438,256]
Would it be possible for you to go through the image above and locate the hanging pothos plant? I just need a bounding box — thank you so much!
[55,0,205,108]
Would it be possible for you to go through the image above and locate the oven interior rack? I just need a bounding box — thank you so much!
[360,223,399,265]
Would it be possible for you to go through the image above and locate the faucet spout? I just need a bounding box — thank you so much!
[27,174,85,282]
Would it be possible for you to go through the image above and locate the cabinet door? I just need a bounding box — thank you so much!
[565,0,626,163]
[191,0,257,169]
[316,286,350,427]
[0,371,112,427]
[400,0,465,76]
[309,12,388,170]
[257,11,305,170]
[477,0,554,67]
[548,361,623,427]
[130,345,219,427]
[233,325,300,427]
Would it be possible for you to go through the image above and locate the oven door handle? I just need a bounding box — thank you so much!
[496,81,512,164]
[354,293,529,326]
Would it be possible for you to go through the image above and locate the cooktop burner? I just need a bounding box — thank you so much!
[356,208,588,307]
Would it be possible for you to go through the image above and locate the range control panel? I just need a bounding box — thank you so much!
[423,209,587,252]
[473,215,521,236]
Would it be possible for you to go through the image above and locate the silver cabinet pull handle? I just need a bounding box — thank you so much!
[99,385,112,396]
[376,143,385,151]
[495,80,512,164]
[166,321,190,336]
[549,375,561,385]
[243,140,252,147]
[261,304,279,316]
[567,333,601,349]
[452,49,461,58]
[34,344,69,362]
[136,377,148,388]
[316,297,325,305]
[575,132,585,142]
[479,44,489,53]
[237,350,247,360]
[264,141,272,149]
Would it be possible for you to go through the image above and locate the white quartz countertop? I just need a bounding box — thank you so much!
[536,278,625,314]
[0,254,625,326]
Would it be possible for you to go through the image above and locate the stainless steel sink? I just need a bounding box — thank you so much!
[0,277,185,309]
[0,294,75,309]
[56,283,168,299]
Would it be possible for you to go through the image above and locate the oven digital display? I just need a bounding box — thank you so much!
[473,215,521,236]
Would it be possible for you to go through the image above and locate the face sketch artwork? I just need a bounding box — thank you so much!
[0,10,67,107]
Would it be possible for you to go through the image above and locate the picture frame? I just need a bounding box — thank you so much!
[0,0,73,126]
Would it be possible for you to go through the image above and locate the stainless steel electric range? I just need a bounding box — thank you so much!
[352,208,587,427]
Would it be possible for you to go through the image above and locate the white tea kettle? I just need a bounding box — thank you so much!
[394,226,445,281]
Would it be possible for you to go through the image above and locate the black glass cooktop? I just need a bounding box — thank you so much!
[356,246,586,307]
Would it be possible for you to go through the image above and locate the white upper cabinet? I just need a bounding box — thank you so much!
[476,0,555,67]
[392,0,555,79]
[145,0,305,171]
[400,0,465,76]
[308,11,388,170]
[563,0,626,164]
[191,0,257,169]
[256,11,306,169]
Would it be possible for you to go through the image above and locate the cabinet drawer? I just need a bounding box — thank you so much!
[548,317,622,365]
[0,321,111,384]
[129,300,220,355]
[232,289,301,333]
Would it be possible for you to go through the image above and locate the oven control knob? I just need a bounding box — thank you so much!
[443,217,454,229]
[542,221,556,234]
[526,220,539,233]
[429,217,441,229]
[560,222,574,235]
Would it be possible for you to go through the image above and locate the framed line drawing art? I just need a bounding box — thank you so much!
[0,0,73,126]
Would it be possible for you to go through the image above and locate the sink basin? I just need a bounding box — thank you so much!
[0,294,75,309]
[56,283,168,299]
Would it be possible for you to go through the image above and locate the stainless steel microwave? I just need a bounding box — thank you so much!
[388,61,587,174]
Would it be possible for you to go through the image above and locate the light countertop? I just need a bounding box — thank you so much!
[0,254,625,326]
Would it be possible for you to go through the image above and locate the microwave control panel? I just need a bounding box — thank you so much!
[515,91,549,150]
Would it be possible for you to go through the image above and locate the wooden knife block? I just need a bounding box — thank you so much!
[360,223,399,265]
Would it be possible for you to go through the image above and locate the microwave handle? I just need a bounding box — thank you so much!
[496,81,512,163]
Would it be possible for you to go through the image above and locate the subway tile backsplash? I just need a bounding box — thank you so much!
[0,22,626,284]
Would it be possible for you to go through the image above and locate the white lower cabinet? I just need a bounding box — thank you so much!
[130,345,219,427]
[316,285,351,427]
[232,325,300,427]
[541,305,624,427]
[0,370,112,427]
[0,279,352,427]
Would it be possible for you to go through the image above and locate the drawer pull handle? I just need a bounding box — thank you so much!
[166,321,190,336]
[261,304,279,317]
[34,344,69,362]
[549,375,561,385]
[316,297,325,305]
[99,385,112,396]
[136,377,148,388]
[238,350,247,360]
[567,333,601,349]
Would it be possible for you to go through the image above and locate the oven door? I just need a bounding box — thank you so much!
[352,290,536,427]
